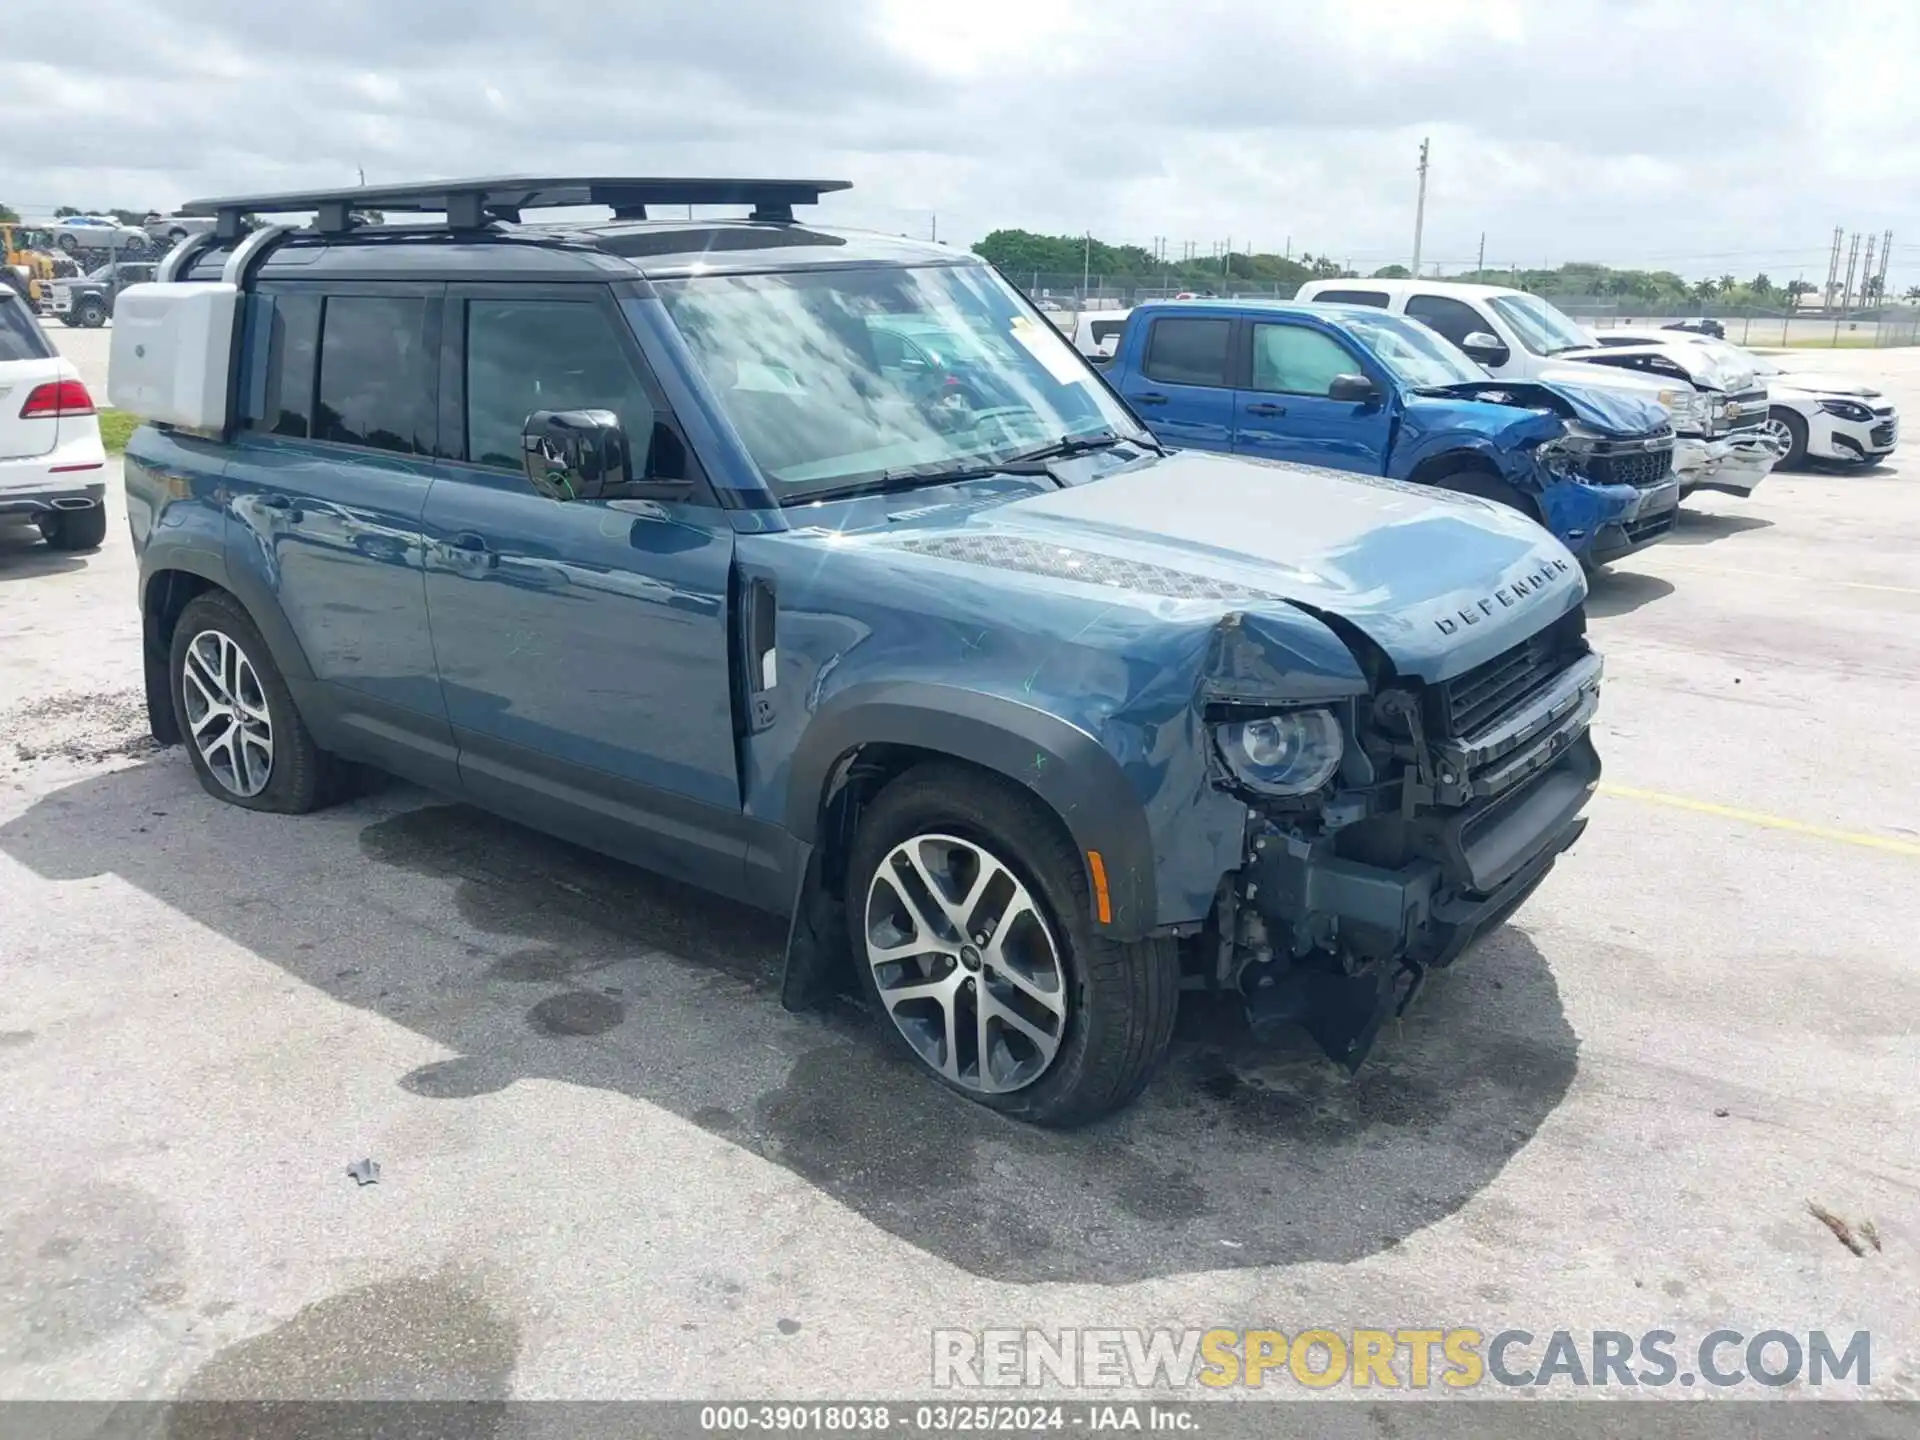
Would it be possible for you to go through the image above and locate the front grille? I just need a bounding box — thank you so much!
[1584,443,1672,490]
[1871,422,1896,447]
[1433,615,1581,738]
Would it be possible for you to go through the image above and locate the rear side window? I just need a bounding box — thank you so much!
[464,299,659,471]
[1312,290,1389,308]
[1089,320,1127,345]
[315,296,434,454]
[1143,318,1231,387]
[1405,295,1490,348]
[0,296,53,362]
[250,292,321,438]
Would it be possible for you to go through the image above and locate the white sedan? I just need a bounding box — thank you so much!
[1599,328,1897,470]
[0,288,109,551]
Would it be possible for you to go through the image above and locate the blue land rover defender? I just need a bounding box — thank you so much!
[111,177,1601,1125]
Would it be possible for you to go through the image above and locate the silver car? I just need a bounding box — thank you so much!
[48,216,149,257]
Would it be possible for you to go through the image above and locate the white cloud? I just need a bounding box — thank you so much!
[5,0,1916,288]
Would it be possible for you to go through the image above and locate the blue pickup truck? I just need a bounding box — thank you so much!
[1102,300,1680,567]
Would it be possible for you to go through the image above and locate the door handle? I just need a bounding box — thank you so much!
[1245,402,1286,417]
[1132,392,1170,406]
[446,531,498,569]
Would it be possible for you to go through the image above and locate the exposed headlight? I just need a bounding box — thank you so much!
[1657,388,1705,430]
[1214,709,1344,795]
[1819,398,1874,423]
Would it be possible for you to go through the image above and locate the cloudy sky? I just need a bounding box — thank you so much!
[8,0,1918,287]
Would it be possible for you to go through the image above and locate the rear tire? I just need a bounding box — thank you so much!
[1767,407,1809,470]
[844,762,1180,1127]
[40,504,108,552]
[168,591,342,814]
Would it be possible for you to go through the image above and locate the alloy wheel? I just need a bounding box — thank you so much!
[863,832,1068,1094]
[1762,415,1794,450]
[181,629,274,797]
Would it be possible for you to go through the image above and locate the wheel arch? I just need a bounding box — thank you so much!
[784,684,1159,937]
[140,551,317,746]
[1409,446,1543,521]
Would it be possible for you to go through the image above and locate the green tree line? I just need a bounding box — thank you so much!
[973,228,1917,305]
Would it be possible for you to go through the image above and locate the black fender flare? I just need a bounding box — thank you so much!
[784,681,1160,938]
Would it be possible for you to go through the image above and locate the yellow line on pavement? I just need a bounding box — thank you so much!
[1598,784,1920,858]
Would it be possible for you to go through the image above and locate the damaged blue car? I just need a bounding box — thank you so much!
[1102,299,1680,566]
[113,176,1603,1128]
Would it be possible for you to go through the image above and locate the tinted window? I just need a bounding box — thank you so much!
[1090,320,1127,344]
[250,291,321,438]
[1143,318,1231,386]
[315,295,433,454]
[465,300,656,470]
[1405,294,1491,348]
[0,296,52,362]
[1312,290,1390,308]
[1251,323,1361,396]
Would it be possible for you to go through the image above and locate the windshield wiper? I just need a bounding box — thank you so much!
[784,432,1156,506]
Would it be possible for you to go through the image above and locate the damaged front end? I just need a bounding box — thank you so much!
[1198,606,1601,1069]
[1535,422,1681,562]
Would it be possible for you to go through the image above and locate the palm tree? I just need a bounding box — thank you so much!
[1905,285,1920,302]
[1692,278,1719,302]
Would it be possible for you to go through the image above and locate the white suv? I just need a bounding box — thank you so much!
[0,288,109,551]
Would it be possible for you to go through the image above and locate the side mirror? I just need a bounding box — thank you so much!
[522,409,629,501]
[1328,373,1381,405]
[1460,331,1511,366]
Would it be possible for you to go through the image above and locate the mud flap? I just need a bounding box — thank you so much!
[778,847,854,1012]
[1245,960,1425,1073]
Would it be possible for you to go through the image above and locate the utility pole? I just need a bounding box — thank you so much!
[1823,227,1844,309]
[1875,228,1893,305]
[930,213,938,243]
[1223,235,1231,281]
[1284,235,1291,261]
[357,165,366,186]
[1082,231,1091,298]
[1841,231,1862,310]
[1476,232,1486,274]
[1410,136,1431,275]
[1861,233,1876,306]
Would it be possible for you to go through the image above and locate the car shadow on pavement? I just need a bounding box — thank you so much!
[0,524,87,581]
[0,759,1580,1286]
[1584,568,1675,619]
[1663,508,1774,545]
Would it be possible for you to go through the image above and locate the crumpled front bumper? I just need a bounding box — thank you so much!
[1674,432,1784,497]
[1238,653,1603,1067]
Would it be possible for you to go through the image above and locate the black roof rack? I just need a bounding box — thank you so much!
[179,175,853,238]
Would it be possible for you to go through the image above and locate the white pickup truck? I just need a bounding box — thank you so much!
[1296,278,1782,497]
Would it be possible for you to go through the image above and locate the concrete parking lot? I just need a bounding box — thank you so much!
[2,335,1917,1419]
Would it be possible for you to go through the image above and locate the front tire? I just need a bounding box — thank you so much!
[39,504,108,552]
[76,298,107,328]
[845,763,1180,1126]
[1766,407,1809,469]
[168,591,340,813]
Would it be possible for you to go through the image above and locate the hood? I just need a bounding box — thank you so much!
[882,450,1586,683]
[1424,378,1668,437]
[1768,371,1880,399]
[1555,343,1754,394]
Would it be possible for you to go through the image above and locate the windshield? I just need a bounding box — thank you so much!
[1487,294,1597,356]
[1335,310,1485,388]
[657,264,1146,501]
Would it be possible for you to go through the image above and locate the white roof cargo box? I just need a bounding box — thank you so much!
[108,281,239,430]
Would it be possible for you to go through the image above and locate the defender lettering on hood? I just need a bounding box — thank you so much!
[1435,556,1576,635]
